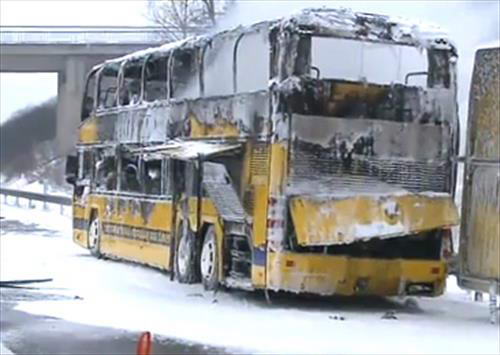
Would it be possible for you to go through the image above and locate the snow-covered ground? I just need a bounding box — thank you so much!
[1,202,499,355]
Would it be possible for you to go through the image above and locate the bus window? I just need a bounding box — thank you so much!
[144,159,162,195]
[203,36,234,97]
[144,54,168,102]
[95,153,117,191]
[119,58,144,106]
[97,63,120,109]
[235,30,270,93]
[170,49,200,100]
[81,69,98,121]
[310,37,428,87]
[427,49,453,88]
[78,150,93,182]
[120,157,141,193]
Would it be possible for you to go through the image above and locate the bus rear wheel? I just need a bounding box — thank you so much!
[200,226,219,291]
[175,221,199,284]
[88,214,102,258]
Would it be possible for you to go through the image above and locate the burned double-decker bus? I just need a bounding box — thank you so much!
[67,8,459,296]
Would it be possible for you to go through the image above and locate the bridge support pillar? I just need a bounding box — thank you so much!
[56,56,89,155]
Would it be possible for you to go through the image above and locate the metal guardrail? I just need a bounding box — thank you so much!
[0,26,200,45]
[0,187,71,207]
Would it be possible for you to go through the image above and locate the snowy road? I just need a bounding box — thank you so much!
[1,202,499,355]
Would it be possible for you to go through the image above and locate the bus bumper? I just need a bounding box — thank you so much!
[266,252,446,297]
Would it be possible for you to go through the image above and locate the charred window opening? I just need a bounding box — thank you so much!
[287,79,439,123]
[144,159,162,195]
[269,27,281,79]
[97,64,119,110]
[235,29,270,93]
[309,37,428,87]
[119,59,144,106]
[171,49,200,100]
[95,151,117,191]
[81,69,97,121]
[203,36,235,97]
[144,54,168,102]
[427,49,452,89]
[120,155,141,193]
[295,36,311,77]
[78,150,94,182]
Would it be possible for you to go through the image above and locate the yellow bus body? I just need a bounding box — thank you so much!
[69,8,461,298]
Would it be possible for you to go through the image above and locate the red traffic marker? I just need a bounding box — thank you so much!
[137,331,152,355]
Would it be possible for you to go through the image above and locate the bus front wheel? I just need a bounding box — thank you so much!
[88,214,102,258]
[200,226,219,291]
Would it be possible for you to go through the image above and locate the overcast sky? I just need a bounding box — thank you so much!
[0,0,499,125]
[0,0,148,26]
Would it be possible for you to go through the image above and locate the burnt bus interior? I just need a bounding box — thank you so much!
[279,34,457,260]
[75,146,168,198]
[75,20,457,263]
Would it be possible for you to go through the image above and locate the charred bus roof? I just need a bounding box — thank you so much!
[92,7,454,72]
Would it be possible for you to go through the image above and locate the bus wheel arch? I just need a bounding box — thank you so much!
[88,209,102,258]
[200,225,219,291]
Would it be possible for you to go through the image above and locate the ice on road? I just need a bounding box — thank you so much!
[1,202,499,354]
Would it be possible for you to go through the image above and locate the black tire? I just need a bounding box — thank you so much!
[175,221,199,284]
[88,213,102,258]
[200,226,219,291]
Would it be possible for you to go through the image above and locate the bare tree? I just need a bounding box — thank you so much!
[147,0,234,41]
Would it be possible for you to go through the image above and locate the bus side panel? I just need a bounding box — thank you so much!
[247,143,271,288]
[459,47,500,293]
[96,195,172,270]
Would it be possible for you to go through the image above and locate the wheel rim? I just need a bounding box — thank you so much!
[201,236,215,281]
[88,218,99,249]
[177,233,190,276]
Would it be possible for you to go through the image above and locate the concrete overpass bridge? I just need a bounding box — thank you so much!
[0,26,175,154]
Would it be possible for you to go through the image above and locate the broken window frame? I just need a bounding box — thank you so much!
[77,148,94,184]
[81,67,99,121]
[143,53,170,103]
[143,159,163,196]
[118,152,142,194]
[232,25,271,94]
[94,147,118,192]
[168,47,202,100]
[427,48,455,89]
[293,33,455,90]
[117,58,145,107]
[114,148,173,199]
[201,33,237,98]
[96,63,120,111]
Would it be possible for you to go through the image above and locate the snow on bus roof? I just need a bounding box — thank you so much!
[93,7,453,71]
[279,7,452,49]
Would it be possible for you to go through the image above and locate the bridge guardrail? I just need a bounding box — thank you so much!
[0,26,202,45]
[0,30,164,45]
[0,187,71,213]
